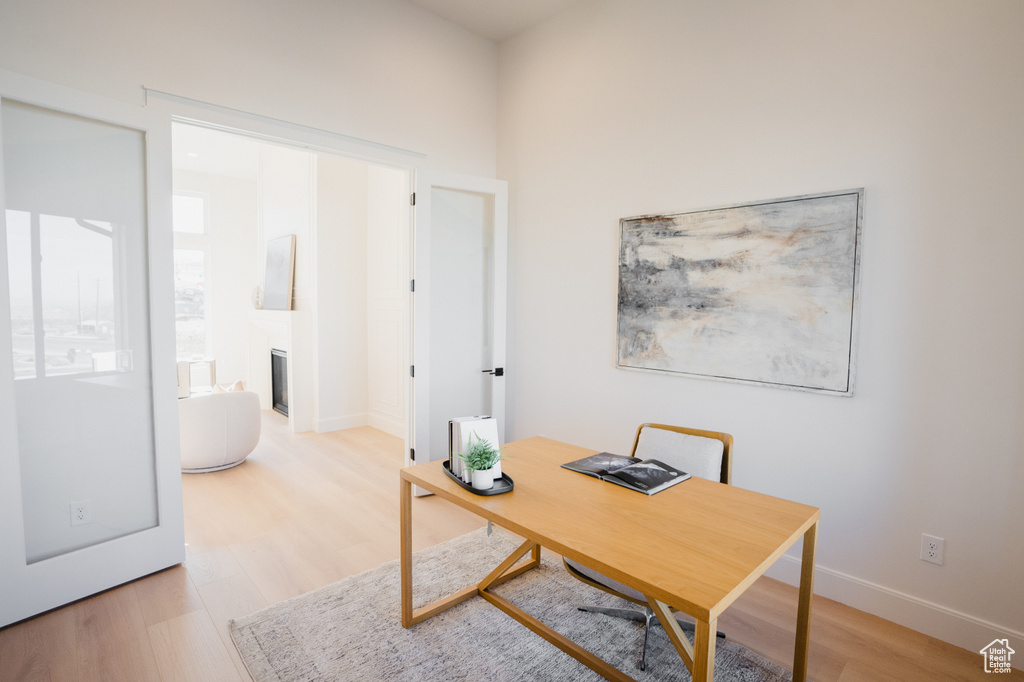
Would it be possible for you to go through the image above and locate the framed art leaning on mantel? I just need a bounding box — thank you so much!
[617,189,864,396]
[263,234,296,311]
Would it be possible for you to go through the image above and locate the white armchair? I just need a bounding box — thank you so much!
[179,390,261,472]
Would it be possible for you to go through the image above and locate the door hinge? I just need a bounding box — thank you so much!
[410,365,415,378]
[410,448,415,462]
[410,192,416,206]
[410,278,415,292]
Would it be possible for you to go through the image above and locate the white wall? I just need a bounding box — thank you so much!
[259,145,315,311]
[172,170,258,383]
[366,165,410,439]
[316,155,370,432]
[314,159,409,438]
[498,0,1024,652]
[0,0,497,176]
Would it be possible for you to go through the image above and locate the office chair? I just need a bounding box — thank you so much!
[563,423,733,671]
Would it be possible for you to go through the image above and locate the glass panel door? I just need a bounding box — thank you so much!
[0,76,182,627]
[3,99,159,564]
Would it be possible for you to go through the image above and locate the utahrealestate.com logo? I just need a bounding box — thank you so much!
[980,639,1015,674]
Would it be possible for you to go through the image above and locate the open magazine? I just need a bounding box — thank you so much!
[561,452,691,495]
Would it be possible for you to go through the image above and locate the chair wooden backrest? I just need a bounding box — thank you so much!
[629,423,733,485]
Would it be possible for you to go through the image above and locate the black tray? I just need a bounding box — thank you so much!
[443,460,514,496]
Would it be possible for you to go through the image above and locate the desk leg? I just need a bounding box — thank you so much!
[693,618,717,682]
[648,597,716,681]
[400,476,413,628]
[400,487,542,630]
[793,521,817,682]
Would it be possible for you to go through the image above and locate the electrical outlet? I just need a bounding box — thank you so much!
[921,533,944,565]
[70,500,91,527]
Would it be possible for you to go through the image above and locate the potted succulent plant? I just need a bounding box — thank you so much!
[457,433,505,490]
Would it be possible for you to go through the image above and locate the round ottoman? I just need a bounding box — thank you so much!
[179,390,261,472]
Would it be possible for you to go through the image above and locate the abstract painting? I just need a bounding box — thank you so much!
[617,190,863,395]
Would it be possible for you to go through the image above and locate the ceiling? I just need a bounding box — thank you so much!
[172,123,263,180]
[404,0,580,42]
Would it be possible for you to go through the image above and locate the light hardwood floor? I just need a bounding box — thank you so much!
[0,413,1017,681]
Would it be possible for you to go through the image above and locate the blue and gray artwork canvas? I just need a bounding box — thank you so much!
[617,192,861,394]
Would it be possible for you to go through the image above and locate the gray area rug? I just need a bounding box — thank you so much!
[230,527,794,681]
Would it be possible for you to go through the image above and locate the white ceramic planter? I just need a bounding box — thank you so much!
[471,468,495,490]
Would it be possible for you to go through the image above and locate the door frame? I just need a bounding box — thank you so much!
[408,171,509,469]
[0,69,182,627]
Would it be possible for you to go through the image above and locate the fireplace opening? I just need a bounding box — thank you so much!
[271,349,288,416]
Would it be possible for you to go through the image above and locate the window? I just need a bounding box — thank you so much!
[173,249,206,358]
[6,209,32,378]
[5,210,120,378]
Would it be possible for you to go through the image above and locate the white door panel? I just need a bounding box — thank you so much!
[0,70,182,627]
[410,171,507,472]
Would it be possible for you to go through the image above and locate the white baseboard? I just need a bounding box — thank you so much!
[316,413,368,433]
[766,555,1023,666]
[367,412,405,439]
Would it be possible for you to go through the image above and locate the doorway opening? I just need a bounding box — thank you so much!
[170,122,410,441]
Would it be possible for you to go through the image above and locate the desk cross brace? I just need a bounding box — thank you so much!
[400,532,706,682]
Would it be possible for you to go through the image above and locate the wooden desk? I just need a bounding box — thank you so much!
[400,436,819,682]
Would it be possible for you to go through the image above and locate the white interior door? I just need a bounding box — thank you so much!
[0,71,182,627]
[410,171,508,470]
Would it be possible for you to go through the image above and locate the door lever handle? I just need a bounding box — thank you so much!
[481,368,504,377]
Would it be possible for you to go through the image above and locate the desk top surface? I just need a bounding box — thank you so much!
[401,436,819,620]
